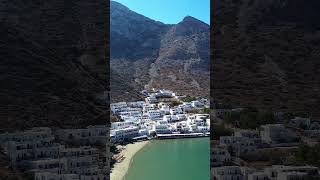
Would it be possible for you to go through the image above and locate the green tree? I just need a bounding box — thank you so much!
[171,100,182,107]
[182,96,197,102]
[211,124,233,140]
[200,107,211,114]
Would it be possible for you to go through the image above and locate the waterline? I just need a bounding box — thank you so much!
[124,137,210,180]
[110,141,149,180]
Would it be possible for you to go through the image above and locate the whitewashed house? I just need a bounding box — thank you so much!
[265,165,319,180]
[0,127,59,168]
[220,136,256,156]
[159,104,171,115]
[127,101,145,108]
[260,124,298,144]
[55,125,108,145]
[120,116,140,122]
[145,96,158,104]
[176,114,187,121]
[147,110,162,120]
[170,107,184,115]
[155,90,174,98]
[197,126,209,133]
[248,172,269,180]
[180,102,193,111]
[288,117,311,129]
[212,166,244,180]
[110,126,139,142]
[191,100,203,108]
[139,129,149,136]
[211,144,231,167]
[110,102,127,113]
[143,104,156,112]
[188,123,198,132]
[163,115,179,122]
[35,172,79,180]
[35,172,108,180]
[111,122,134,130]
[309,121,320,130]
[234,129,261,145]
[153,121,171,134]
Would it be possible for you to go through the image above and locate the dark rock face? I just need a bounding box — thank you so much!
[0,0,109,132]
[212,0,320,117]
[110,1,168,60]
[110,1,210,101]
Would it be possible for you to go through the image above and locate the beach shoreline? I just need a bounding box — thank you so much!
[110,141,149,180]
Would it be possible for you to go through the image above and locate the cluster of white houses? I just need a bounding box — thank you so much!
[110,89,210,142]
[212,127,320,180]
[0,126,110,180]
[212,165,319,180]
[212,109,320,180]
[212,123,302,164]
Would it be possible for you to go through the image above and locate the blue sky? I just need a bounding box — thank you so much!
[111,0,210,25]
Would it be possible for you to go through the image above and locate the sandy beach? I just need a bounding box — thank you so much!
[110,141,149,180]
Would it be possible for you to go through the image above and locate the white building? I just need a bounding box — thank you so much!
[248,172,268,180]
[120,116,140,122]
[191,100,203,108]
[155,90,174,98]
[260,124,298,144]
[110,126,139,142]
[143,104,156,112]
[55,125,108,146]
[212,166,244,180]
[0,127,108,178]
[110,102,127,113]
[288,117,311,129]
[0,127,59,167]
[111,122,135,130]
[197,126,209,133]
[180,102,193,111]
[147,110,162,120]
[234,129,261,145]
[119,110,142,117]
[188,123,198,132]
[173,121,190,133]
[145,96,158,104]
[211,144,231,167]
[34,172,108,180]
[188,115,206,126]
[139,129,149,136]
[176,114,187,121]
[304,130,320,140]
[127,101,145,108]
[265,165,319,180]
[163,115,179,122]
[159,104,170,115]
[220,136,256,156]
[35,173,79,180]
[170,107,184,115]
[153,121,171,134]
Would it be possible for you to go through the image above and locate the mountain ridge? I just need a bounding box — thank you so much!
[110,1,210,101]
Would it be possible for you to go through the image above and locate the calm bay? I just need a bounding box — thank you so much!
[124,137,210,180]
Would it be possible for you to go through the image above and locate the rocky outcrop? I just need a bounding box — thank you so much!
[212,0,320,117]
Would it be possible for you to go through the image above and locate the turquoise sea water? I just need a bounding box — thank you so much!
[124,137,210,180]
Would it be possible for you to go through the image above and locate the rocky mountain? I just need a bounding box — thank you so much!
[110,1,210,101]
[0,0,109,132]
[212,0,320,117]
